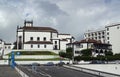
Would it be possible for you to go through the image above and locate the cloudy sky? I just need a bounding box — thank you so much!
[0,0,120,43]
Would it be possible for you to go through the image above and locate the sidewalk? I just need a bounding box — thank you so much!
[0,65,21,77]
[64,65,120,77]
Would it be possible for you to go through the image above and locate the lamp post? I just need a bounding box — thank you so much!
[72,43,74,64]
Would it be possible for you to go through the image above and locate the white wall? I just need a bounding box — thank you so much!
[58,34,72,39]
[17,31,23,42]
[52,32,58,39]
[74,43,92,56]
[60,41,68,50]
[24,32,51,42]
[24,44,53,50]
[106,25,120,53]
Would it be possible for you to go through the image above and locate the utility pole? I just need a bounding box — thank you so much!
[72,43,74,64]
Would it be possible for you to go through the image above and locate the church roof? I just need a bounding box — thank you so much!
[19,26,58,33]
[4,43,12,45]
[24,41,53,44]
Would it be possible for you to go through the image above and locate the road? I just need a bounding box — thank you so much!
[0,65,21,77]
[26,66,99,77]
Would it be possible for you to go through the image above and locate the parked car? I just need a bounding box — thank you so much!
[57,62,65,66]
[32,62,40,66]
[44,62,54,66]
[90,60,105,64]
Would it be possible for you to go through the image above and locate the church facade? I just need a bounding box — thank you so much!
[16,20,75,51]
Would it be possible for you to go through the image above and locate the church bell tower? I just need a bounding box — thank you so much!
[24,20,33,27]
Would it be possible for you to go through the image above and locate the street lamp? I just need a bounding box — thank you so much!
[72,43,74,64]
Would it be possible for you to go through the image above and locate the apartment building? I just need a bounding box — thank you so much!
[84,23,120,54]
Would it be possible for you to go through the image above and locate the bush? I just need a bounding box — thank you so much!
[81,49,92,56]
[66,47,73,60]
[74,55,120,61]
[74,56,93,61]
[59,51,66,58]
[105,51,113,56]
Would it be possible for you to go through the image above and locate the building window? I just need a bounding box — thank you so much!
[95,33,97,36]
[99,36,101,39]
[88,33,90,37]
[75,51,80,54]
[19,36,22,42]
[92,33,94,36]
[80,45,83,48]
[44,45,46,48]
[108,41,110,44]
[102,32,104,35]
[31,44,33,48]
[55,41,57,44]
[30,37,33,41]
[5,46,7,49]
[107,28,109,31]
[98,32,101,35]
[8,46,11,49]
[43,37,46,41]
[95,37,97,39]
[76,44,80,48]
[117,26,119,29]
[38,44,40,48]
[102,36,104,38]
[107,32,109,35]
[37,37,40,41]
[107,37,109,40]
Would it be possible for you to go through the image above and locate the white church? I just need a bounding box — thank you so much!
[16,20,75,51]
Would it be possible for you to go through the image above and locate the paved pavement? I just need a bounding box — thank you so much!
[26,66,99,77]
[0,65,21,77]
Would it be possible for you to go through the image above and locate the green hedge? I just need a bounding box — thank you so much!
[7,51,58,55]
[74,55,120,61]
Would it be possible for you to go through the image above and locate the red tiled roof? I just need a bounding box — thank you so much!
[67,39,101,45]
[60,39,68,41]
[19,26,58,33]
[80,39,101,43]
[59,33,70,35]
[24,41,53,44]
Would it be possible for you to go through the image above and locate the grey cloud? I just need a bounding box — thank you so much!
[0,0,120,42]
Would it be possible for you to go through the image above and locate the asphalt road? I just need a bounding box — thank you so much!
[0,65,21,77]
[27,66,99,77]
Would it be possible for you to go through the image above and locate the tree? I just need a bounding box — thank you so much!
[66,47,73,60]
[81,49,92,56]
[59,51,66,58]
[105,51,113,56]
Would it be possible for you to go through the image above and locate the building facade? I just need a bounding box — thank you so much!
[67,39,112,57]
[16,20,74,51]
[84,29,106,43]
[0,39,14,57]
[84,23,120,54]
[105,23,120,53]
